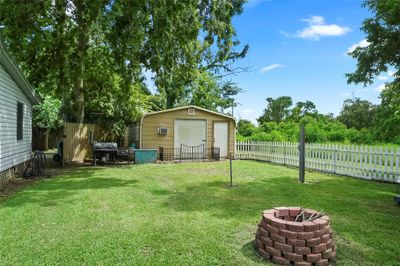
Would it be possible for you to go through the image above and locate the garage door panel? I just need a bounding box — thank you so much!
[174,119,206,148]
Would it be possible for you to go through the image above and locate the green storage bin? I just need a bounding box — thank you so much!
[134,149,158,164]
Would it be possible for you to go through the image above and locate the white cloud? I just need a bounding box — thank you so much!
[377,75,389,81]
[260,64,283,73]
[242,108,255,115]
[340,92,351,97]
[388,70,396,77]
[347,39,370,54]
[374,84,386,93]
[295,16,350,40]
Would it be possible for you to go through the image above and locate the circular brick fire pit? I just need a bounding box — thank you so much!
[254,207,336,266]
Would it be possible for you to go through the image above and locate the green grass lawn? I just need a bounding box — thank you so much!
[1,161,399,265]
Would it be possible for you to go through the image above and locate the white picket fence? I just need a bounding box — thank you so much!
[236,141,400,183]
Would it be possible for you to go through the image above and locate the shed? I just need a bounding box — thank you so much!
[138,106,236,158]
[0,34,39,186]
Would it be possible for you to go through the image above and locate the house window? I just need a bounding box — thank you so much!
[17,102,23,140]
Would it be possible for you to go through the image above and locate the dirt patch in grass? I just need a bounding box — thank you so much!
[0,160,85,198]
[0,178,37,197]
[183,166,226,176]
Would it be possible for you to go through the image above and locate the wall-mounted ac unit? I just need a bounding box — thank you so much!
[158,127,168,135]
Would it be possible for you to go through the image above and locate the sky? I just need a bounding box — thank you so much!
[231,0,394,123]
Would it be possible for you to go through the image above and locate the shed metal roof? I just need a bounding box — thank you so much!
[142,105,236,123]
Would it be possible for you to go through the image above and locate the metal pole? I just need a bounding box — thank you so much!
[230,152,233,187]
[299,124,305,183]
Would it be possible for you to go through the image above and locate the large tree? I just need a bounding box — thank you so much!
[0,0,247,123]
[178,70,242,113]
[0,0,113,122]
[113,0,248,108]
[289,100,317,122]
[346,0,400,143]
[237,119,256,137]
[346,0,399,85]
[373,83,400,142]
[257,96,293,124]
[337,98,376,130]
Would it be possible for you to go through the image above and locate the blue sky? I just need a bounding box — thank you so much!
[231,0,394,123]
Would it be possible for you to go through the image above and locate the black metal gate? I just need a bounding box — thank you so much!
[159,144,220,162]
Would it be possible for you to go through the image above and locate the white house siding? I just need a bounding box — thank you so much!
[0,63,32,173]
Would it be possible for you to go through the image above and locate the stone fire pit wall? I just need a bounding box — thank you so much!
[254,207,336,266]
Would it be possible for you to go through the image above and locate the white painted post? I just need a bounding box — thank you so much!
[333,144,336,174]
[390,147,394,181]
[384,147,389,181]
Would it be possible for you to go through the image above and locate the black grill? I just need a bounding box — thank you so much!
[93,142,118,150]
[92,142,118,165]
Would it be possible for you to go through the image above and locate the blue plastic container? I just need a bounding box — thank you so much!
[134,149,158,164]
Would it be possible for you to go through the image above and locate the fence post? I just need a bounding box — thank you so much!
[202,144,205,162]
[284,142,286,166]
[299,124,305,183]
[333,145,336,174]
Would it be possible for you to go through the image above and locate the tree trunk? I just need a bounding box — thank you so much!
[71,0,88,123]
[166,93,175,109]
[73,76,85,122]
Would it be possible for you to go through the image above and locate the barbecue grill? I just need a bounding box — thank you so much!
[92,142,118,165]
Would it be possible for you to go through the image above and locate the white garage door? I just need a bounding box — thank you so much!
[174,119,207,148]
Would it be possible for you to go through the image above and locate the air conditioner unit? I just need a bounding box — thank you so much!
[158,127,168,135]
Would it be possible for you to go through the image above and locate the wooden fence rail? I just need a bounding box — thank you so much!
[236,141,400,183]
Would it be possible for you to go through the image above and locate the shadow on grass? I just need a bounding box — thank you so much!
[162,172,400,220]
[161,171,400,264]
[240,240,267,265]
[1,167,139,208]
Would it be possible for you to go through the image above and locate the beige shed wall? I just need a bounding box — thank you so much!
[141,108,235,156]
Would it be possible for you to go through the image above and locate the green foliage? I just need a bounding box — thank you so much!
[237,119,257,137]
[290,101,318,122]
[373,83,400,143]
[337,98,376,130]
[346,0,399,86]
[32,94,63,130]
[110,0,248,109]
[0,0,246,124]
[344,1,400,143]
[257,96,293,124]
[85,74,158,138]
[177,71,242,113]
[238,92,400,145]
[238,98,384,144]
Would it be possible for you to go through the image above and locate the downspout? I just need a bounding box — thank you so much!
[140,115,146,149]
